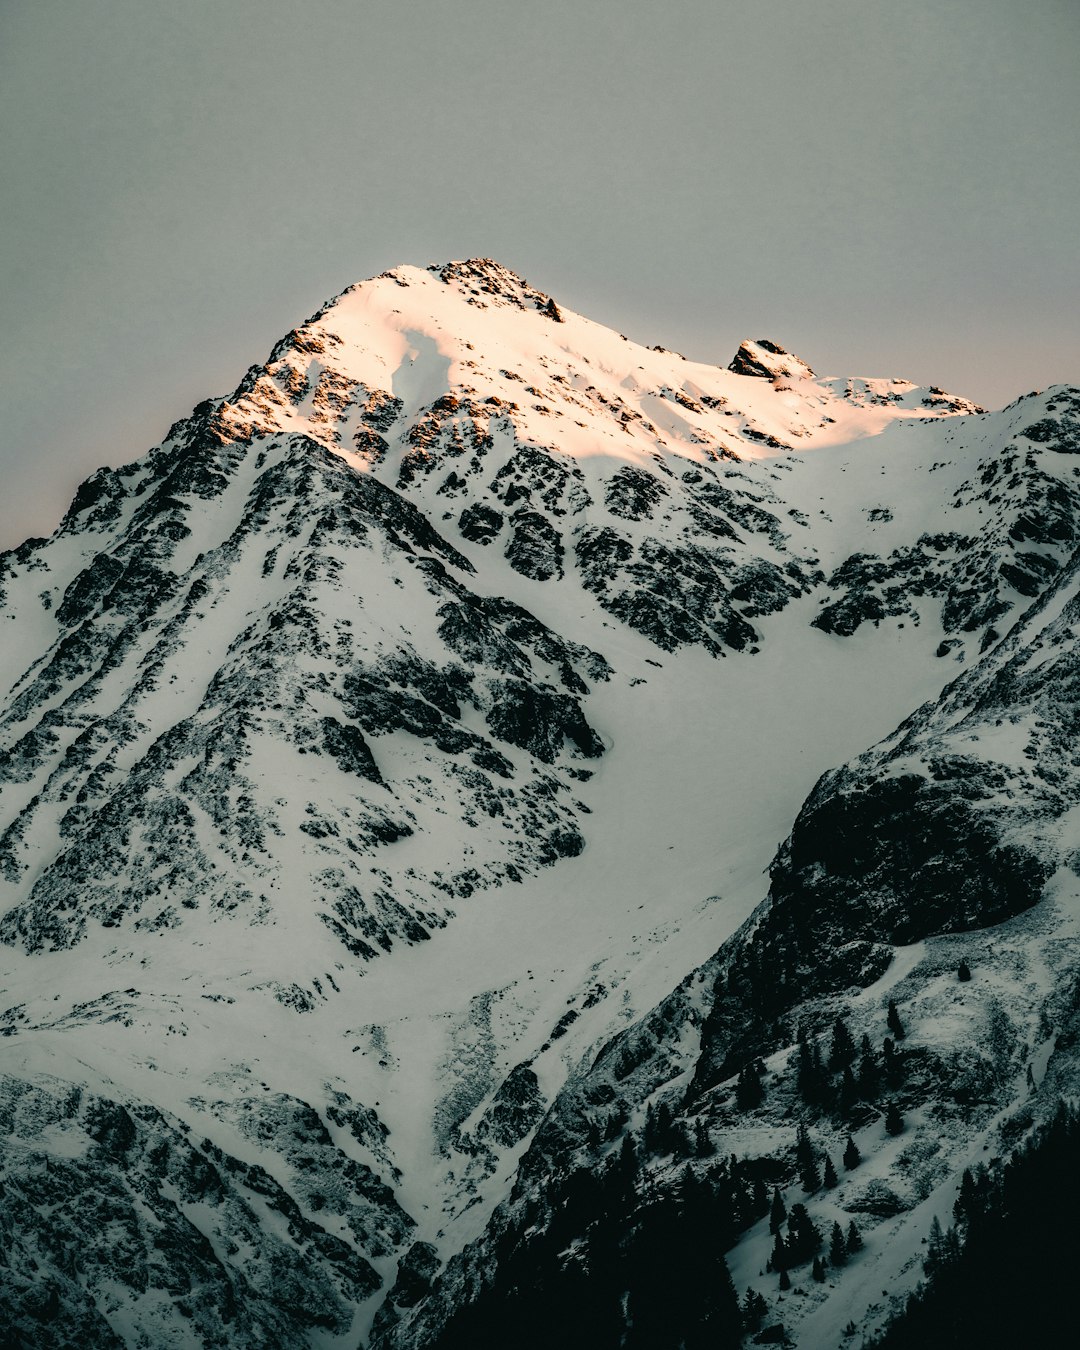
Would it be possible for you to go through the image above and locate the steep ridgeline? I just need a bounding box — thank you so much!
[384,539,1080,1350]
[0,258,1078,1347]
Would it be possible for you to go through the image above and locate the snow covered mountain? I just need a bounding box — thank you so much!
[1,258,1078,1347]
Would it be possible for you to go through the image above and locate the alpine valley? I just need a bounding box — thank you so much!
[2,259,1079,1349]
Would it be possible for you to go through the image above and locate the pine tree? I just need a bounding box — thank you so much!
[830,1016,857,1070]
[771,1232,788,1273]
[769,1187,787,1235]
[656,1102,674,1153]
[643,1102,658,1154]
[846,1221,863,1255]
[858,1046,879,1100]
[788,1203,823,1262]
[694,1118,714,1158]
[797,1031,828,1107]
[812,1255,825,1283]
[887,998,906,1040]
[823,1155,839,1189]
[839,1065,859,1117]
[751,1176,769,1217]
[958,960,972,982]
[883,1035,903,1088]
[741,1289,767,1333]
[736,1064,764,1110]
[778,1268,791,1291]
[796,1124,820,1192]
[885,1101,904,1136]
[800,1154,821,1193]
[843,1134,861,1169]
[829,1220,848,1267]
[672,1120,693,1160]
[924,1214,945,1279]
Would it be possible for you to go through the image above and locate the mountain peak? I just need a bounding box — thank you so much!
[728,337,815,381]
[427,257,561,318]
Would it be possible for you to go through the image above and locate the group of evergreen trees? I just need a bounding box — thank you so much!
[793,1002,906,1133]
[434,994,923,1348]
[766,1178,863,1289]
[639,1098,714,1160]
[434,1138,752,1349]
[871,1104,1080,1349]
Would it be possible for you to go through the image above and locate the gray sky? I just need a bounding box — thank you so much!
[1,0,1077,547]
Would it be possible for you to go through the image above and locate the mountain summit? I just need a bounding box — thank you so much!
[2,262,1079,1348]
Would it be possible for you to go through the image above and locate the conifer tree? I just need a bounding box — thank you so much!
[797,1034,828,1106]
[885,1101,904,1136]
[823,1154,839,1189]
[839,1065,859,1117]
[958,959,971,982]
[925,1214,945,1279]
[779,1268,791,1291]
[787,1203,823,1261]
[843,1134,861,1169]
[771,1232,788,1273]
[752,1176,769,1217]
[643,1102,658,1154]
[858,1043,879,1096]
[883,1036,903,1088]
[829,1220,848,1267]
[800,1153,821,1194]
[693,1118,714,1158]
[736,1064,764,1110]
[846,1220,863,1255]
[830,1016,857,1070]
[769,1187,787,1234]
[796,1124,820,1192]
[812,1255,825,1283]
[741,1289,767,1333]
[887,998,906,1040]
[656,1101,674,1153]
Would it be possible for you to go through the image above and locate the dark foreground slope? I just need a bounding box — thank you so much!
[383,543,1080,1349]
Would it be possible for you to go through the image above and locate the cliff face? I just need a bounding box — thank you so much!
[2,259,1078,1347]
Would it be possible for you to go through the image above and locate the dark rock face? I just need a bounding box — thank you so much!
[505,508,563,580]
[0,426,607,961]
[813,448,1080,642]
[604,465,668,521]
[728,338,815,380]
[1019,388,1080,453]
[0,1076,393,1348]
[372,1242,442,1344]
[485,679,603,763]
[458,502,504,544]
[475,1064,546,1149]
[785,765,1048,930]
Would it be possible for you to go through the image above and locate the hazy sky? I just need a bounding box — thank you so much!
[1,0,1077,547]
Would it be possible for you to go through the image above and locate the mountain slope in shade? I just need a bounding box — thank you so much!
[1,259,1078,1347]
